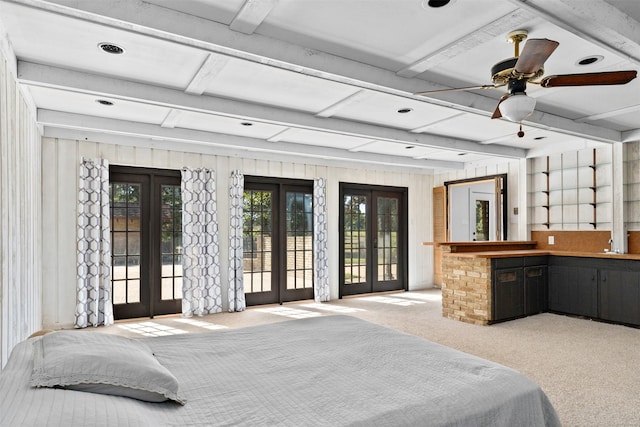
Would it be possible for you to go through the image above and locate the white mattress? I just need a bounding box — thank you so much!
[0,315,560,426]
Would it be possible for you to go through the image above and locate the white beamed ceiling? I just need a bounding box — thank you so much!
[0,0,638,173]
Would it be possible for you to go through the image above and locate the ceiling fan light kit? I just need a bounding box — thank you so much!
[415,29,637,128]
[498,93,536,123]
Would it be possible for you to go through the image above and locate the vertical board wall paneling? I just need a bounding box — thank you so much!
[0,56,9,367]
[41,137,59,327]
[58,139,79,325]
[0,52,42,370]
[40,139,435,328]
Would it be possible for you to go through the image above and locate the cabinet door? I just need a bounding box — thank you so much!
[524,266,548,315]
[493,268,524,321]
[599,270,640,326]
[548,265,597,317]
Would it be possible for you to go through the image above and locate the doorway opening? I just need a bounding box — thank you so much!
[339,183,408,297]
[446,174,507,241]
[243,177,314,306]
[109,166,182,320]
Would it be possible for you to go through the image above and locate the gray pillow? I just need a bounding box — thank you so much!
[30,331,184,404]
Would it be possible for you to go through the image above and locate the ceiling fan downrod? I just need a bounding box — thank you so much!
[507,30,528,58]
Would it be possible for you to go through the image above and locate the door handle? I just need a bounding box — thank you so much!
[373,238,378,249]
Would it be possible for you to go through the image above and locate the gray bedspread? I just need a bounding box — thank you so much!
[0,315,560,426]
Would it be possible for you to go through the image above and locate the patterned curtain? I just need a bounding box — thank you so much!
[228,170,246,312]
[181,168,223,317]
[75,158,114,328]
[313,178,330,302]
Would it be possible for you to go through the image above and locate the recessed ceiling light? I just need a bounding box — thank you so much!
[98,42,125,55]
[397,108,413,114]
[458,152,467,156]
[405,146,415,149]
[534,136,546,140]
[422,0,455,8]
[96,99,114,106]
[240,122,253,126]
[576,55,603,66]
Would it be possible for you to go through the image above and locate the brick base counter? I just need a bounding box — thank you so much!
[441,253,492,325]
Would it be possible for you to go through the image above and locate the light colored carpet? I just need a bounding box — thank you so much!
[94,289,640,427]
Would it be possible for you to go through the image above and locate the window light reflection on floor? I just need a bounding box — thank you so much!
[390,292,442,302]
[255,306,323,319]
[118,321,188,337]
[299,303,365,313]
[360,295,426,306]
[173,318,228,330]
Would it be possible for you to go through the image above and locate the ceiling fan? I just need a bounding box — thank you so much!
[414,30,637,127]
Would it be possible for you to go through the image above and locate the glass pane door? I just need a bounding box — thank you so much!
[110,167,182,319]
[160,185,183,301]
[340,186,406,297]
[243,181,314,306]
[283,190,314,301]
[243,188,276,305]
[376,196,398,282]
[344,194,368,288]
[111,182,143,307]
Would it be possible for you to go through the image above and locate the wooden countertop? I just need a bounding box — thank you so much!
[424,241,537,252]
[443,249,640,260]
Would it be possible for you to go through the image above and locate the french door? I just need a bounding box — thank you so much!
[339,184,407,297]
[243,178,314,306]
[110,166,182,319]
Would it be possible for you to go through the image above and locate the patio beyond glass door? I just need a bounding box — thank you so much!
[340,186,406,297]
[110,167,182,319]
[243,180,314,306]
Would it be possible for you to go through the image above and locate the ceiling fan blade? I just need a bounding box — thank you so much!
[414,84,499,96]
[514,39,559,74]
[491,94,509,119]
[540,70,637,88]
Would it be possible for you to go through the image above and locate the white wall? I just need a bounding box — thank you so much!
[0,48,42,369]
[41,138,435,329]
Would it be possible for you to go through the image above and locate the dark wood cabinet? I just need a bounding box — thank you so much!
[490,255,640,327]
[493,267,524,320]
[524,265,548,315]
[548,256,640,326]
[548,264,598,317]
[492,257,547,322]
[599,269,640,325]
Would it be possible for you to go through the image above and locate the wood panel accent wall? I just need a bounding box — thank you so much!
[432,186,446,286]
[532,230,611,252]
[627,232,640,254]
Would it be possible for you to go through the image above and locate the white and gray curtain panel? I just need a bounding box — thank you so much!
[313,177,330,302]
[228,170,246,312]
[181,168,223,317]
[75,158,114,328]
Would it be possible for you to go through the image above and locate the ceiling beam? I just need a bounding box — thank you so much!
[576,105,640,123]
[14,0,623,143]
[622,129,640,143]
[185,54,230,95]
[508,0,640,65]
[315,90,370,118]
[160,109,182,128]
[230,0,278,35]
[18,61,527,158]
[42,126,447,174]
[38,110,465,171]
[396,8,534,78]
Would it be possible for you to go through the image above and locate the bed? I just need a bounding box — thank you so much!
[0,315,560,426]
